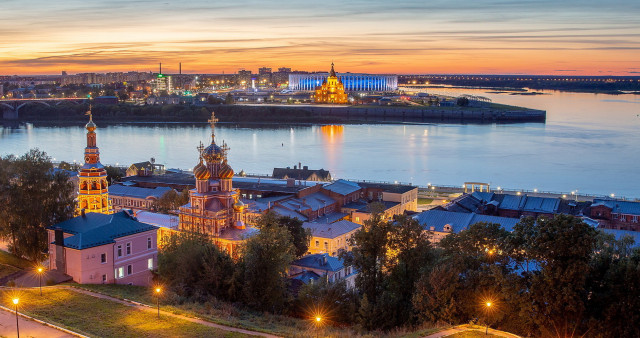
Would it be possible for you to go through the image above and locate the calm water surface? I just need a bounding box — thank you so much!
[1,88,639,197]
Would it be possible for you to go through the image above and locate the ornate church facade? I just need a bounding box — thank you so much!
[314,62,348,104]
[76,111,113,215]
[178,112,256,257]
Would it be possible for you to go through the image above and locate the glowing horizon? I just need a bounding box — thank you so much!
[1,0,639,76]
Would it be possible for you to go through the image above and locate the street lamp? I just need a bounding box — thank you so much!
[483,299,495,336]
[13,298,19,338]
[314,316,322,338]
[155,287,162,318]
[36,267,44,296]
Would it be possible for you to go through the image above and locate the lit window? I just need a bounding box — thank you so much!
[148,258,153,270]
[117,267,124,278]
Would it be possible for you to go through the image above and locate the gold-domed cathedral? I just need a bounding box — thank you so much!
[314,62,348,104]
[178,112,255,258]
[76,110,113,215]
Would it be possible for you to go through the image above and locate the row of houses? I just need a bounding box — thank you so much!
[444,191,640,231]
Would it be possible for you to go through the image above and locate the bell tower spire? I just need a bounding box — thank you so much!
[76,107,113,215]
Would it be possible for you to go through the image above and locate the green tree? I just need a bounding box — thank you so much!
[152,188,189,214]
[104,165,123,185]
[225,93,234,104]
[0,149,75,261]
[158,232,240,302]
[257,211,311,257]
[242,223,295,312]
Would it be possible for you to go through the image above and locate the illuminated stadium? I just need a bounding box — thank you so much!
[288,73,398,91]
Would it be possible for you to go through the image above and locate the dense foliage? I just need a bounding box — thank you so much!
[152,188,189,214]
[0,149,75,261]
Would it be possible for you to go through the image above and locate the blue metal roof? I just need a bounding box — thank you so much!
[414,209,519,233]
[593,199,640,215]
[291,253,344,272]
[49,211,157,250]
[303,220,361,239]
[109,185,172,199]
[323,179,361,195]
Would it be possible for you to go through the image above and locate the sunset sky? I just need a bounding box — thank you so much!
[1,0,639,75]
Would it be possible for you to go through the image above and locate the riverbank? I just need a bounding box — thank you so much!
[6,102,545,124]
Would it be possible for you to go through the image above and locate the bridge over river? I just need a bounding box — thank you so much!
[0,98,85,120]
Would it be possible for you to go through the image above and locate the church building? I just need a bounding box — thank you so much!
[76,110,113,215]
[178,112,257,257]
[314,63,348,104]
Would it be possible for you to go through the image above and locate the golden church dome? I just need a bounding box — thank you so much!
[219,162,234,179]
[233,200,245,211]
[86,115,96,132]
[202,142,223,163]
[193,161,210,180]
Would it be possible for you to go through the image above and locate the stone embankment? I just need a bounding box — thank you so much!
[219,104,546,123]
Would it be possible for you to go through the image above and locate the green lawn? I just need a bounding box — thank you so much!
[0,263,21,279]
[0,249,33,269]
[0,288,253,338]
[417,198,434,205]
[73,284,443,337]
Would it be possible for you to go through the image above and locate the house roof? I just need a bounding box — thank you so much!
[49,211,157,250]
[135,211,179,229]
[289,270,321,284]
[592,199,640,215]
[109,185,172,199]
[310,212,348,224]
[218,226,259,241]
[129,161,153,171]
[322,179,361,195]
[272,206,308,221]
[414,209,519,233]
[303,220,361,239]
[291,253,344,272]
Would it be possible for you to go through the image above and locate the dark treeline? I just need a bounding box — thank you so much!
[12,103,338,123]
[159,205,640,337]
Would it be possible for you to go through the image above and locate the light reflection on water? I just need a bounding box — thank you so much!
[1,88,639,197]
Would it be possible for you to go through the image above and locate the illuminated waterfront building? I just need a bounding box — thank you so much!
[177,112,257,257]
[76,110,113,215]
[291,67,398,92]
[314,63,348,104]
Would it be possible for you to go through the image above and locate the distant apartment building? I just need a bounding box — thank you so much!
[272,164,331,181]
[151,74,172,93]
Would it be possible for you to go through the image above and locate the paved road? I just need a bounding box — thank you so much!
[61,286,279,338]
[0,306,74,338]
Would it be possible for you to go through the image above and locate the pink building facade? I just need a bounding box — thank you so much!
[48,211,158,286]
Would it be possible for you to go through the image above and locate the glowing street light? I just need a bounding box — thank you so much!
[155,287,162,318]
[483,299,495,335]
[313,315,323,338]
[36,266,45,296]
[13,298,19,338]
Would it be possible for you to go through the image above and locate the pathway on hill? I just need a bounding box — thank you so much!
[424,324,521,338]
[0,306,76,338]
[59,286,280,338]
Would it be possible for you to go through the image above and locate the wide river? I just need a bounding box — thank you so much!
[1,88,639,198]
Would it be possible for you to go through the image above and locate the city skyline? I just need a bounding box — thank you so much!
[1,0,639,76]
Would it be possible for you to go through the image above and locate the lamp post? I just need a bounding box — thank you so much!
[485,301,491,335]
[37,267,44,296]
[315,316,322,338]
[13,298,19,338]
[155,287,161,318]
